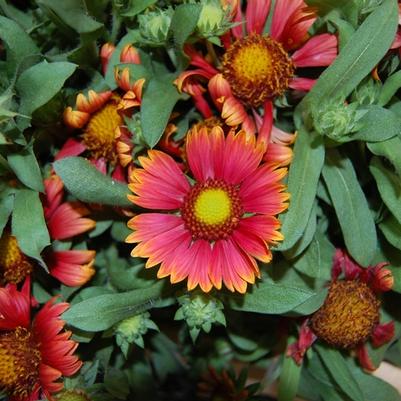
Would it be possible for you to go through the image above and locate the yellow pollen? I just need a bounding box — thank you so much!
[311,280,380,349]
[0,327,41,398]
[222,34,294,107]
[181,179,243,241]
[194,189,232,225]
[82,99,123,164]
[0,232,33,284]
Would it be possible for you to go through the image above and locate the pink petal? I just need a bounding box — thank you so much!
[238,214,284,245]
[246,0,271,35]
[291,34,338,67]
[270,0,305,41]
[129,150,190,210]
[371,321,395,347]
[55,138,86,161]
[289,77,316,91]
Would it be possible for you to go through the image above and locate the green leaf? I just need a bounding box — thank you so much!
[16,61,77,125]
[228,281,316,314]
[305,0,349,15]
[303,0,398,111]
[322,148,377,265]
[140,76,182,148]
[0,15,39,75]
[169,4,202,51]
[277,128,325,250]
[278,353,302,401]
[11,189,50,269]
[380,215,401,250]
[53,157,132,208]
[370,156,401,224]
[315,345,364,401]
[0,187,14,236]
[351,105,401,142]
[378,70,401,106]
[121,0,157,17]
[368,136,401,177]
[37,0,103,38]
[8,147,44,192]
[63,282,164,331]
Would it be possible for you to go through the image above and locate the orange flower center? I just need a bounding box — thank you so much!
[181,179,243,241]
[0,327,41,399]
[0,232,33,284]
[310,280,380,349]
[82,98,123,164]
[222,34,294,107]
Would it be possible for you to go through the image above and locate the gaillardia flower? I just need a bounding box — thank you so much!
[126,125,289,293]
[175,0,337,149]
[288,249,395,370]
[0,279,82,400]
[61,43,144,181]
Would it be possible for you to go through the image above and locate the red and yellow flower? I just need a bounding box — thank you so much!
[288,249,395,371]
[42,175,96,287]
[0,279,82,400]
[175,0,337,161]
[126,125,289,293]
[60,43,145,181]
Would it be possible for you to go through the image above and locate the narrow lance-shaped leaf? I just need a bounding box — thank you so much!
[53,157,132,208]
[322,148,377,265]
[63,282,165,331]
[277,128,325,250]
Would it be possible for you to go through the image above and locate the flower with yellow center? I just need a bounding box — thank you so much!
[0,231,33,284]
[126,125,289,293]
[82,96,123,164]
[222,34,295,107]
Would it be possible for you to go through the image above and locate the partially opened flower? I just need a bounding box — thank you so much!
[0,279,82,400]
[61,43,144,181]
[288,249,395,370]
[126,125,289,293]
[42,175,96,287]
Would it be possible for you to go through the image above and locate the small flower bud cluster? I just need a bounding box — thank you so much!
[175,293,226,341]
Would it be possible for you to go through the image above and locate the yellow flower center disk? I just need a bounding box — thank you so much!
[82,98,123,164]
[181,179,243,241]
[222,34,295,107]
[310,280,380,349]
[0,327,41,399]
[0,232,33,284]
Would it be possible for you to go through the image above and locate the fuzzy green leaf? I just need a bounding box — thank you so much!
[63,282,164,331]
[121,0,157,17]
[228,281,316,314]
[53,157,132,207]
[277,128,325,250]
[169,4,202,50]
[368,136,401,177]
[16,61,77,125]
[11,189,50,269]
[322,148,377,265]
[8,147,44,192]
[370,156,401,224]
[303,0,398,111]
[316,345,364,401]
[378,70,401,106]
[0,15,39,75]
[278,353,302,401]
[140,76,181,148]
[380,215,401,251]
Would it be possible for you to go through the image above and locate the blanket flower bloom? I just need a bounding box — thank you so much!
[0,279,82,400]
[288,249,395,371]
[61,43,144,180]
[126,125,289,293]
[175,0,337,147]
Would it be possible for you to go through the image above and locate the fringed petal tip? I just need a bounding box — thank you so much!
[63,107,90,129]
